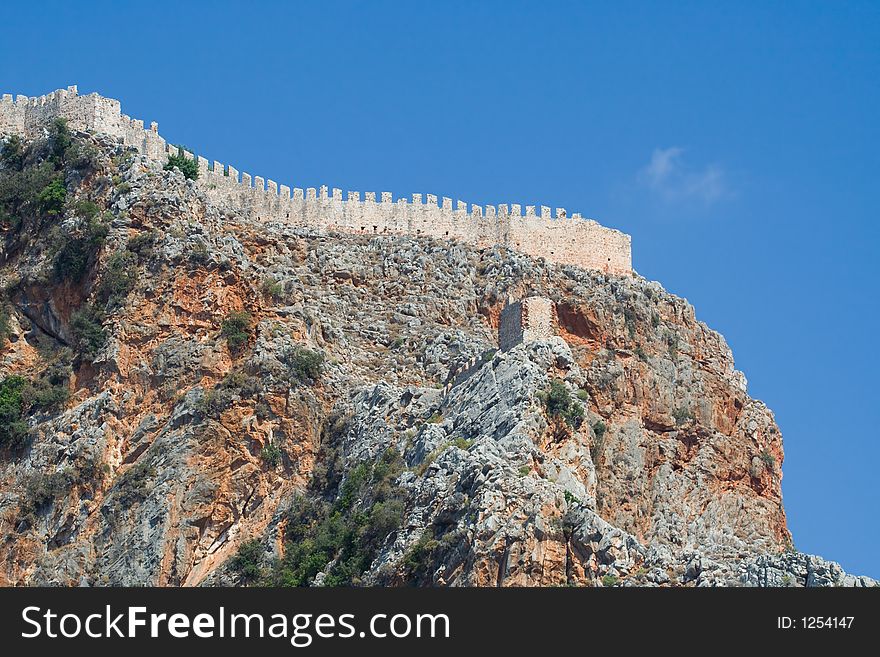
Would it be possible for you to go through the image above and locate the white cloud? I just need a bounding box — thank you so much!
[639,147,729,204]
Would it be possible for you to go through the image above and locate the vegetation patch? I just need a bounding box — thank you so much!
[261,442,282,468]
[284,345,324,381]
[672,406,694,426]
[197,369,262,418]
[591,420,607,464]
[70,304,107,360]
[539,379,584,430]
[230,539,265,584]
[220,311,252,352]
[97,250,138,308]
[264,448,406,586]
[164,153,199,180]
[0,358,72,451]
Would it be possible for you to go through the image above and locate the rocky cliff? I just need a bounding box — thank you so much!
[0,126,873,587]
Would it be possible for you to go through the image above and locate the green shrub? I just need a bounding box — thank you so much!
[48,118,73,165]
[261,442,281,468]
[269,449,405,587]
[53,216,108,283]
[261,278,284,300]
[54,237,91,282]
[220,311,252,352]
[624,308,637,339]
[0,361,71,451]
[0,375,28,449]
[672,406,694,426]
[286,346,323,381]
[164,153,199,180]
[20,469,74,519]
[97,250,137,308]
[402,531,440,580]
[127,230,157,258]
[601,574,620,587]
[230,539,264,583]
[73,199,100,221]
[37,176,66,215]
[541,379,584,428]
[0,306,11,347]
[196,369,262,418]
[69,305,107,359]
[114,458,156,506]
[635,345,648,362]
[760,449,776,471]
[0,161,56,229]
[451,437,473,450]
[1,135,24,170]
[67,141,99,173]
[21,375,70,413]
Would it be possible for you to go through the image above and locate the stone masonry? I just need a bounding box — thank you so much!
[0,86,632,275]
[499,297,555,351]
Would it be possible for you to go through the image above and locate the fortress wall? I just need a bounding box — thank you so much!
[0,86,171,162]
[0,87,632,275]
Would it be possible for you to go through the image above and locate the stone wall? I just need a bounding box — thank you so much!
[0,86,632,275]
[499,297,555,351]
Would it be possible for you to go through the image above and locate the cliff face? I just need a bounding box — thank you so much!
[0,130,872,587]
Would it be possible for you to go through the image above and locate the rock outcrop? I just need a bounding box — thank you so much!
[0,129,872,587]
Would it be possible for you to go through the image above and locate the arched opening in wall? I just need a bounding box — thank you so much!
[445,231,449,236]
[360,226,365,232]
[286,212,289,218]
[373,226,377,233]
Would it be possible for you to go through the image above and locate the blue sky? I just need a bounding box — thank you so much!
[2,1,877,578]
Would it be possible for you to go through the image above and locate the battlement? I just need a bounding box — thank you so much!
[0,86,632,275]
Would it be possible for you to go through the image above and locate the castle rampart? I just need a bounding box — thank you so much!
[0,87,632,275]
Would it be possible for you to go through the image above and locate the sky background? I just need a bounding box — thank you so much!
[2,1,877,578]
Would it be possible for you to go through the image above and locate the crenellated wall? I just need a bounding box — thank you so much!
[0,86,632,275]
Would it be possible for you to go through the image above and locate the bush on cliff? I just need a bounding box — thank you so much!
[539,379,584,429]
[97,250,138,309]
[164,153,199,181]
[1,135,25,170]
[48,118,73,166]
[69,305,107,360]
[0,366,71,451]
[0,376,29,449]
[37,176,66,216]
[220,311,252,352]
[286,346,323,382]
[230,539,265,584]
[265,448,405,587]
[0,162,56,229]
[53,215,109,283]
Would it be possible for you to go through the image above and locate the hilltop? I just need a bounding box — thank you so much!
[0,119,874,586]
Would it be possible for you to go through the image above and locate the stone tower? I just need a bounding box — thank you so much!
[498,296,554,351]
